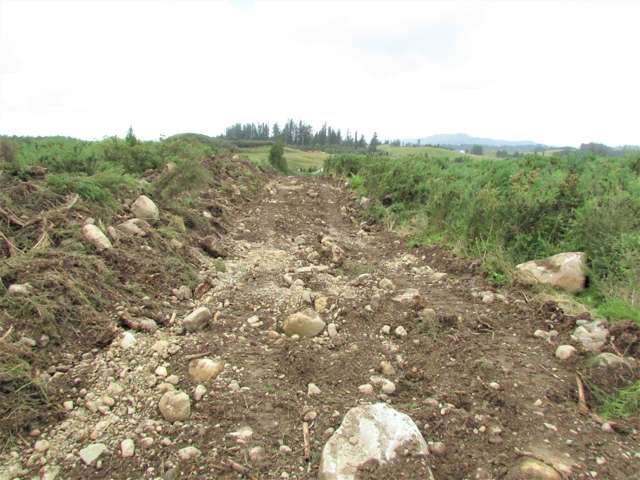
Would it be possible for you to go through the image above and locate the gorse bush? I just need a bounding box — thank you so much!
[325,152,640,309]
[269,141,288,173]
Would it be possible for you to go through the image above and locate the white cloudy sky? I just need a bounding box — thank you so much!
[1,0,638,146]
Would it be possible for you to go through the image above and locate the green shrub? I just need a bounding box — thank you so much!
[325,152,640,305]
[153,158,210,201]
[269,141,287,173]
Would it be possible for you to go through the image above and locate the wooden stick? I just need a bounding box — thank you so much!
[576,374,589,414]
[0,229,21,256]
[0,206,25,227]
[0,325,14,341]
[303,421,311,461]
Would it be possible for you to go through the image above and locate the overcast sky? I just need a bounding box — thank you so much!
[1,0,638,146]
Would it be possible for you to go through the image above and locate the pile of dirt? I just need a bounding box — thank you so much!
[0,155,267,439]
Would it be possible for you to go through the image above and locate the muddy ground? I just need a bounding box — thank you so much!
[1,174,639,479]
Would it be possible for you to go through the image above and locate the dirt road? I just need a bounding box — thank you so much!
[2,175,638,479]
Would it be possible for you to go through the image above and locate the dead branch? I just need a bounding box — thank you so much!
[184,351,211,361]
[0,229,22,257]
[576,374,589,414]
[303,421,311,461]
[0,206,25,227]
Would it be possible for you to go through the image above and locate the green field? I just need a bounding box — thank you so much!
[379,144,494,160]
[239,145,328,173]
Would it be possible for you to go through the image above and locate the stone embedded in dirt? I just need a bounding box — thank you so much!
[358,384,374,395]
[592,352,631,369]
[488,382,501,390]
[481,291,495,304]
[155,366,168,378]
[229,426,254,443]
[515,251,586,293]
[120,438,135,458]
[555,345,577,360]
[188,358,224,382]
[327,323,338,338]
[117,218,150,236]
[392,289,421,304]
[182,306,212,332]
[534,329,559,343]
[419,308,437,323]
[315,295,329,313]
[394,326,408,338]
[158,390,191,422]
[428,441,446,456]
[378,278,395,291]
[173,285,192,300]
[131,195,159,222]
[120,331,136,349]
[178,446,201,461]
[381,325,391,335]
[380,360,396,376]
[79,443,107,465]
[249,446,266,462]
[82,224,112,251]
[199,236,227,258]
[194,384,207,401]
[318,403,430,480]
[571,320,609,352]
[505,457,562,480]
[34,439,49,452]
[381,379,396,394]
[7,283,33,296]
[308,383,322,396]
[279,445,292,454]
[283,309,326,337]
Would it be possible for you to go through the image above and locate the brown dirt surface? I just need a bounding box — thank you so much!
[1,174,639,479]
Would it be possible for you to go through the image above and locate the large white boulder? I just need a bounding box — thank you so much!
[131,195,159,222]
[318,403,430,480]
[82,224,112,251]
[283,309,325,337]
[515,252,586,293]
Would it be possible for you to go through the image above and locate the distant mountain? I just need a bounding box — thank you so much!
[407,133,542,147]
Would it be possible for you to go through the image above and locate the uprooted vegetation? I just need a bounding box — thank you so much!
[0,133,266,438]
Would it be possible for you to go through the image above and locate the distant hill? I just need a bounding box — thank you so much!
[406,133,542,147]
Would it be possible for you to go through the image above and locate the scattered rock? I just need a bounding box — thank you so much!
[318,403,430,480]
[173,285,192,300]
[505,457,562,480]
[327,323,338,338]
[229,426,254,443]
[188,358,224,382]
[183,306,212,332]
[283,309,326,337]
[315,295,329,313]
[571,321,609,352]
[381,379,396,394]
[117,218,150,236]
[194,384,207,401]
[34,439,50,452]
[82,224,112,251]
[158,391,191,422]
[178,446,201,461]
[120,438,135,458]
[358,384,374,395]
[592,352,630,369]
[79,443,107,466]
[120,332,136,349]
[555,345,577,361]
[394,326,408,338]
[378,278,395,291]
[515,252,586,293]
[131,195,159,222]
[199,236,227,258]
[392,289,421,304]
[7,283,32,296]
[249,446,266,462]
[308,383,322,396]
[380,360,396,376]
[428,441,446,456]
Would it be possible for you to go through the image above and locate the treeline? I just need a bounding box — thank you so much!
[224,120,380,150]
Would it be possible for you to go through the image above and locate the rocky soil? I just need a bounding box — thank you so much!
[1,175,639,479]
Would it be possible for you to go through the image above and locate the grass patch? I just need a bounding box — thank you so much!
[239,145,328,173]
[600,381,640,419]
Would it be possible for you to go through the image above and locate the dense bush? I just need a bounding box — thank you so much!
[325,152,640,310]
[269,141,288,173]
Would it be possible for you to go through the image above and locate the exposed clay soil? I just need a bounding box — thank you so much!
[2,174,639,479]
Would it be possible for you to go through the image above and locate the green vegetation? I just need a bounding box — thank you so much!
[378,144,492,160]
[325,151,640,318]
[599,381,640,419]
[268,141,288,173]
[240,145,328,173]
